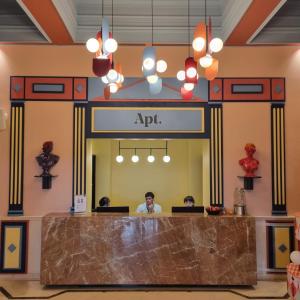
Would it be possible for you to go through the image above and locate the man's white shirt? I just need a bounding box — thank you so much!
[136,203,162,213]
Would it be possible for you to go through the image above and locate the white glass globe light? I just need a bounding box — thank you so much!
[209,38,223,53]
[163,155,171,163]
[186,67,197,78]
[131,155,139,163]
[109,83,118,93]
[184,83,194,91]
[86,38,100,53]
[104,38,118,53]
[143,57,155,70]
[290,251,300,264]
[116,155,124,163]
[101,76,109,84]
[116,74,122,83]
[107,69,118,82]
[192,37,205,52]
[176,70,185,81]
[147,74,159,84]
[199,54,213,68]
[147,155,155,163]
[156,60,167,73]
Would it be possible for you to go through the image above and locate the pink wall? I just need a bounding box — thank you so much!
[23,102,73,215]
[223,103,272,215]
[0,45,300,216]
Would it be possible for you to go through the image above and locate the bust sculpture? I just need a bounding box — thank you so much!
[239,143,259,177]
[35,141,59,189]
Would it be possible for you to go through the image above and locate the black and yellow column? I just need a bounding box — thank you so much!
[209,104,223,207]
[271,104,286,215]
[8,103,25,215]
[72,104,86,205]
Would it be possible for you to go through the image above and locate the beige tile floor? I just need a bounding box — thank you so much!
[0,280,290,300]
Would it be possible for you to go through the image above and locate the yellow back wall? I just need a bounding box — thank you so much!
[87,139,210,212]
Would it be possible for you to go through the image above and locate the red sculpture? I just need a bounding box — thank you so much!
[239,143,259,177]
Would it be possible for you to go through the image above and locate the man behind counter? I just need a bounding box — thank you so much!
[136,192,162,213]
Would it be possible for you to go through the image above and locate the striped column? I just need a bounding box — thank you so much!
[72,104,86,205]
[8,103,25,215]
[271,104,286,215]
[209,104,223,207]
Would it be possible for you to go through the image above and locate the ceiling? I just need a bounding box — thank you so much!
[0,0,299,45]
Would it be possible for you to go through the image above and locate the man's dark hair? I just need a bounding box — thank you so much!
[145,192,154,199]
[99,196,110,207]
[184,196,195,203]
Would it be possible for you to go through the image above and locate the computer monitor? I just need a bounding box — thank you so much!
[93,206,129,213]
[171,206,204,213]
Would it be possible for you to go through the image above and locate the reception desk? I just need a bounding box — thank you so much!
[40,213,256,286]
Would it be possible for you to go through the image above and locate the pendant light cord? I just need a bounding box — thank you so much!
[101,0,103,24]
[112,0,114,36]
[151,0,154,45]
[188,0,190,57]
[205,0,207,24]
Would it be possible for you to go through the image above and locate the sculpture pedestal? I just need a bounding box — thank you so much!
[34,174,57,189]
[238,176,261,190]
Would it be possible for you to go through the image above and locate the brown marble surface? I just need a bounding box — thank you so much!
[40,213,257,285]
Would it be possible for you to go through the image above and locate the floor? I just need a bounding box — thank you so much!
[0,280,290,300]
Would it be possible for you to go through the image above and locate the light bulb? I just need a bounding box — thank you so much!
[101,76,109,84]
[177,70,185,81]
[143,57,155,70]
[116,155,124,163]
[109,83,118,93]
[120,74,124,83]
[163,155,171,163]
[186,67,197,78]
[184,83,194,91]
[116,73,122,83]
[199,54,213,68]
[104,38,118,53]
[147,74,159,84]
[209,38,223,53]
[192,37,205,52]
[156,60,167,73]
[107,69,118,82]
[86,38,100,53]
[147,155,155,163]
[131,155,139,163]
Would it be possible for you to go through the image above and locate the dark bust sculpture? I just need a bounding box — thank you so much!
[35,141,59,189]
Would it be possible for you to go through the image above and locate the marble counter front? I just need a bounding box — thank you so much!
[40,213,257,286]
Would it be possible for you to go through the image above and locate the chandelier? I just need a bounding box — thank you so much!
[85,0,124,96]
[142,0,167,94]
[115,141,171,164]
[192,0,223,80]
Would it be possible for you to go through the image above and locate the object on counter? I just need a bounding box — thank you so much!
[93,206,129,213]
[233,187,247,216]
[205,206,222,215]
[172,206,204,213]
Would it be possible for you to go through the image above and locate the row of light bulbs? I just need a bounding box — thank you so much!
[116,154,171,164]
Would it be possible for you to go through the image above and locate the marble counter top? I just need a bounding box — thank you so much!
[40,213,257,286]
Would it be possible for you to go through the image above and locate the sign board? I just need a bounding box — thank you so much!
[91,107,205,133]
[74,195,87,213]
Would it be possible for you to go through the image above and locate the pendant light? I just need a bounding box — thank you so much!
[192,0,223,80]
[142,0,167,94]
[86,0,122,81]
[99,0,125,96]
[176,0,198,99]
